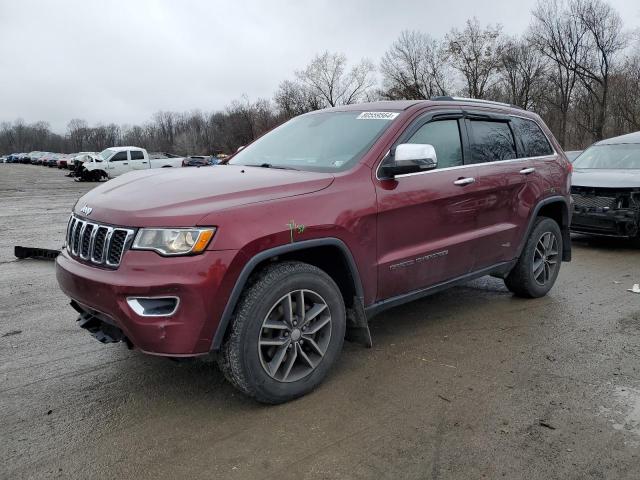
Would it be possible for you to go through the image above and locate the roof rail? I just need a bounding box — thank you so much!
[430,96,523,110]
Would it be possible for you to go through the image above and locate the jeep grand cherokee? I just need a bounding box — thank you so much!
[56,98,572,403]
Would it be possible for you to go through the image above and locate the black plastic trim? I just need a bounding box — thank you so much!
[210,238,364,351]
[518,195,572,262]
[365,260,516,319]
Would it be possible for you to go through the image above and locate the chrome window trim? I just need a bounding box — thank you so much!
[376,150,558,181]
[375,113,559,181]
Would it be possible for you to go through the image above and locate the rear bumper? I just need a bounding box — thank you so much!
[56,248,241,356]
[570,210,639,238]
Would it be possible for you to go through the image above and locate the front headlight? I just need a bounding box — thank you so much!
[132,228,216,256]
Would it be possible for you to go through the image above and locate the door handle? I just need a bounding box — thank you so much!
[519,167,535,175]
[453,177,475,186]
[142,161,147,164]
[122,162,128,165]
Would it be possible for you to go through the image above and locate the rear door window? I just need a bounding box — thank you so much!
[468,120,516,163]
[511,118,554,158]
[405,119,463,169]
[130,150,145,160]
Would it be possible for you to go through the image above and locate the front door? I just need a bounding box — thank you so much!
[375,111,483,301]
[105,150,130,177]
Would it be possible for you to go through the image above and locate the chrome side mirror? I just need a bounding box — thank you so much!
[380,144,438,178]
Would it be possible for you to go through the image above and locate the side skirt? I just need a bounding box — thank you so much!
[364,260,516,320]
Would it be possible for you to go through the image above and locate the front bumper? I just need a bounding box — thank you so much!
[570,210,639,237]
[56,247,241,356]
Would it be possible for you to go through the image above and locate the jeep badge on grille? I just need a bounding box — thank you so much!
[80,205,92,215]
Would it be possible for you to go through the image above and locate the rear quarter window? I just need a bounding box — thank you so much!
[511,118,553,158]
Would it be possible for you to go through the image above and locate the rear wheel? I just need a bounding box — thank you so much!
[219,261,346,404]
[505,217,562,298]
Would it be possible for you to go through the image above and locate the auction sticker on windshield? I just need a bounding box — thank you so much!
[356,112,399,120]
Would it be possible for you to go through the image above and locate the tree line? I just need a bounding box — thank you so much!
[2,0,639,156]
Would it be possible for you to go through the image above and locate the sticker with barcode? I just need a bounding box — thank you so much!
[356,111,399,120]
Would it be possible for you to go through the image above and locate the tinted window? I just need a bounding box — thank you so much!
[512,118,553,157]
[406,119,463,169]
[130,150,144,160]
[111,151,128,161]
[469,120,516,163]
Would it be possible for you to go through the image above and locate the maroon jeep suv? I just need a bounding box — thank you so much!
[56,98,572,403]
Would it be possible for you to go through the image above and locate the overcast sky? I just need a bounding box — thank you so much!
[1,0,639,132]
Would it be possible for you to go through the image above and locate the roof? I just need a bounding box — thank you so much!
[596,131,640,145]
[319,100,422,112]
[102,146,146,152]
[317,98,529,114]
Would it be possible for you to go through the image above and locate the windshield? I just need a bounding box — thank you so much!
[98,148,115,161]
[228,111,397,172]
[573,144,640,169]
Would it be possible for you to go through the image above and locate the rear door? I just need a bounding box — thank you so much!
[375,109,483,301]
[129,150,149,170]
[464,111,541,269]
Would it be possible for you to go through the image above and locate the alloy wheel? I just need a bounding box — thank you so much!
[532,231,559,286]
[258,289,332,382]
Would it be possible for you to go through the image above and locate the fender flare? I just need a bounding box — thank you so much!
[518,195,572,262]
[210,238,364,351]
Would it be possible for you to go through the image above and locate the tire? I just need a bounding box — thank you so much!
[504,217,563,298]
[219,261,346,404]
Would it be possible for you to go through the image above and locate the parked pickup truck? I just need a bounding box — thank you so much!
[56,98,572,404]
[77,146,184,181]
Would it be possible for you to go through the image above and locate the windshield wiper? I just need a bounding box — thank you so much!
[257,163,299,171]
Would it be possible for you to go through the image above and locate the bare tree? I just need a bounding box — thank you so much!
[273,80,321,117]
[446,18,504,99]
[530,0,590,147]
[610,53,640,132]
[67,118,89,151]
[498,37,548,109]
[295,52,376,107]
[569,0,627,141]
[380,30,451,99]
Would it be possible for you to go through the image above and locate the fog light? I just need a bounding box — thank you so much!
[126,297,180,317]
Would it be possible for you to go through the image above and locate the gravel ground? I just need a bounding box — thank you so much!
[1,163,640,479]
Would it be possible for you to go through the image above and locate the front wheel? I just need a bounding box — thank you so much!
[219,261,346,404]
[504,217,562,298]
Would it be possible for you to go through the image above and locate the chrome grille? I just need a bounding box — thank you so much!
[65,215,135,268]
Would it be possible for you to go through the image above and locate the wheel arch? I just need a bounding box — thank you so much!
[519,196,572,262]
[210,238,364,351]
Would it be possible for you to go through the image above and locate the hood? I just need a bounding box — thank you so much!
[73,165,334,227]
[572,168,640,189]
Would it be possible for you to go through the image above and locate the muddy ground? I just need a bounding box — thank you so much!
[1,164,639,479]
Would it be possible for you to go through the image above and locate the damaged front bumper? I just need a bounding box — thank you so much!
[570,187,640,238]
